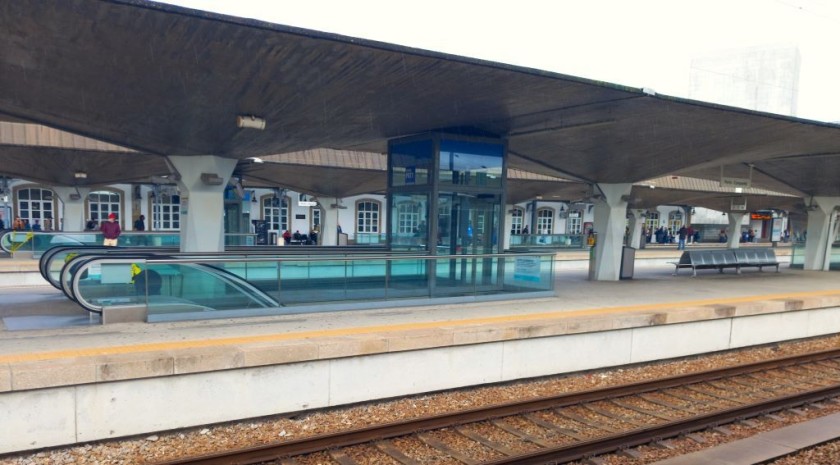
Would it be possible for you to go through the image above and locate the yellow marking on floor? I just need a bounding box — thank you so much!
[2,289,839,365]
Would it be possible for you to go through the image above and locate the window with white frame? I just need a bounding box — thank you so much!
[152,193,180,230]
[567,211,583,234]
[668,211,683,234]
[262,196,288,232]
[16,187,54,227]
[397,202,421,234]
[356,200,380,233]
[536,208,554,234]
[645,212,660,233]
[510,208,524,234]
[310,206,322,231]
[88,190,120,223]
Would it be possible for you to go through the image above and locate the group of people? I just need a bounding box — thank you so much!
[282,227,319,245]
[645,226,700,248]
[4,216,50,231]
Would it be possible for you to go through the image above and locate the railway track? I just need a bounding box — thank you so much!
[155,348,840,465]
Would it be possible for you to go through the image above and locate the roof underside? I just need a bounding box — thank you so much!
[1,0,839,198]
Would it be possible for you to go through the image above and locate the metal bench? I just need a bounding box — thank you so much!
[671,250,741,277]
[672,248,781,277]
[733,248,781,273]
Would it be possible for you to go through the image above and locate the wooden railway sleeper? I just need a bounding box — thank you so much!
[374,441,424,465]
[659,388,735,409]
[554,409,622,434]
[777,367,836,387]
[455,426,523,457]
[581,403,652,428]
[524,412,589,441]
[783,365,840,383]
[416,432,482,465]
[489,419,555,448]
[637,393,701,414]
[609,398,677,421]
[682,384,754,404]
[726,376,799,395]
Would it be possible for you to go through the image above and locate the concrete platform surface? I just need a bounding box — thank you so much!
[0,253,833,393]
[2,247,838,454]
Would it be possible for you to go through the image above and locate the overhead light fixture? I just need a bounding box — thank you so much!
[74,171,88,179]
[236,115,266,130]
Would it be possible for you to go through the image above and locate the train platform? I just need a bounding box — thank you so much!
[3,245,840,454]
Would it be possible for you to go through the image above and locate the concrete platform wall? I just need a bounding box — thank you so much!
[2,305,839,453]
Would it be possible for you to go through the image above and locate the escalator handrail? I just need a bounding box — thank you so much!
[70,257,279,314]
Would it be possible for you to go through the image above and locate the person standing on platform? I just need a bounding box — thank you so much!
[101,212,121,246]
[677,225,687,250]
[133,214,145,231]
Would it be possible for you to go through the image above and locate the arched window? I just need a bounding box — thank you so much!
[88,190,121,224]
[262,195,289,233]
[356,200,380,233]
[536,208,554,234]
[14,186,55,230]
[510,207,524,234]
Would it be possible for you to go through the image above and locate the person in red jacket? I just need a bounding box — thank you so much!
[100,212,121,246]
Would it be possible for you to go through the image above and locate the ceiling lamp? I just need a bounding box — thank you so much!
[236,115,266,130]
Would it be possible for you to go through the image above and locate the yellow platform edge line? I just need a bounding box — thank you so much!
[2,289,840,364]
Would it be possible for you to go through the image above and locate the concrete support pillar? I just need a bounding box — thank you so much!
[320,200,340,246]
[168,155,238,252]
[53,187,91,231]
[502,206,514,251]
[590,183,632,281]
[726,212,746,249]
[804,196,840,271]
[627,209,646,249]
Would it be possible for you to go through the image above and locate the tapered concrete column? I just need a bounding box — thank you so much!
[53,187,91,231]
[168,155,238,252]
[804,197,840,271]
[320,200,340,246]
[726,212,746,249]
[590,183,632,281]
[502,206,514,250]
[627,209,646,249]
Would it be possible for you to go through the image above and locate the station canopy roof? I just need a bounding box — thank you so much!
[1,0,840,200]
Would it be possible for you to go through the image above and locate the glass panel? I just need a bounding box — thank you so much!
[31,190,41,200]
[389,138,434,187]
[438,139,504,188]
[438,192,500,255]
[19,189,30,200]
[390,193,428,251]
[64,253,554,322]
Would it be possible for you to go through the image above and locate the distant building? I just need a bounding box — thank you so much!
[689,44,800,116]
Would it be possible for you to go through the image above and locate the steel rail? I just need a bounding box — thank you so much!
[483,383,840,465]
[153,348,840,465]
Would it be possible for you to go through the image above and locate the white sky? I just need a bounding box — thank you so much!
[158,0,840,122]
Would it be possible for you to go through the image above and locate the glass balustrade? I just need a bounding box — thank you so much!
[790,241,840,270]
[509,234,584,248]
[67,253,555,321]
[0,230,271,257]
